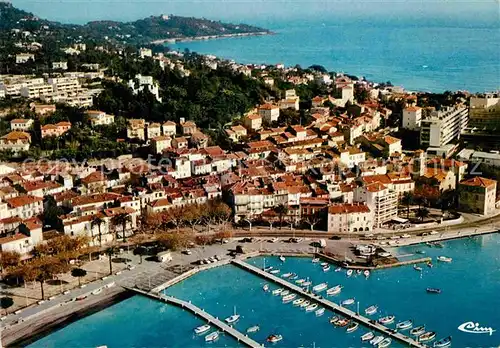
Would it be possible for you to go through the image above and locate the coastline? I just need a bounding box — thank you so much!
[151,31,272,45]
[3,287,133,347]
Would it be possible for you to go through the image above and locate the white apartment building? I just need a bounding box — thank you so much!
[5,195,44,220]
[86,110,115,126]
[354,182,398,227]
[52,61,68,70]
[402,106,422,130]
[47,77,80,93]
[10,118,34,131]
[20,83,54,98]
[128,74,162,102]
[327,203,374,234]
[258,104,280,123]
[420,105,468,148]
[16,53,35,64]
[0,89,5,99]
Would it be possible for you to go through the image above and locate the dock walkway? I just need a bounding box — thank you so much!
[125,287,262,348]
[232,259,427,348]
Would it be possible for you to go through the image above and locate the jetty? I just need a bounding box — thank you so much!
[125,287,262,348]
[232,259,427,348]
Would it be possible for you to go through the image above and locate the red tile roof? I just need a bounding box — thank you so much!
[328,203,370,214]
[460,177,497,188]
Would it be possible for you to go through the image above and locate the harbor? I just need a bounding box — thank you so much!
[232,259,427,348]
[125,287,262,347]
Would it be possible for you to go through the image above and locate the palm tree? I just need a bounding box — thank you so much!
[416,207,430,222]
[91,215,104,247]
[401,192,414,219]
[105,246,119,275]
[112,213,132,242]
[274,204,288,229]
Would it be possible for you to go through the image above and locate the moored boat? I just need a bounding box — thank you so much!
[365,305,378,315]
[263,266,273,271]
[295,279,305,285]
[300,300,311,308]
[341,298,355,306]
[378,337,392,348]
[414,265,423,271]
[293,298,305,306]
[205,331,219,342]
[378,315,395,325]
[369,336,384,345]
[224,306,240,324]
[396,319,413,330]
[312,282,328,292]
[437,256,452,263]
[346,322,358,333]
[267,334,283,343]
[326,285,343,296]
[410,325,426,336]
[346,269,353,277]
[335,318,350,327]
[433,336,452,347]
[320,262,328,267]
[272,288,283,295]
[356,270,362,275]
[315,307,325,316]
[263,284,269,292]
[426,288,441,294]
[419,331,436,342]
[302,281,312,287]
[270,269,280,274]
[329,316,340,325]
[364,270,370,277]
[312,258,320,263]
[282,272,293,278]
[305,303,318,312]
[323,265,330,272]
[335,267,342,272]
[361,332,374,341]
[427,262,433,268]
[282,293,297,302]
[246,325,260,333]
[280,290,290,297]
[279,255,286,262]
[194,324,211,334]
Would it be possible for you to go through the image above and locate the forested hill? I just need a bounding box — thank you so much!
[0,2,269,46]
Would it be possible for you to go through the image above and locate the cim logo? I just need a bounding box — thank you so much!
[458,322,496,336]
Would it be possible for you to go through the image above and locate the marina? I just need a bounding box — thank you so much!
[232,259,426,347]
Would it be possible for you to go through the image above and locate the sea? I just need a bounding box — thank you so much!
[30,233,500,348]
[170,18,500,93]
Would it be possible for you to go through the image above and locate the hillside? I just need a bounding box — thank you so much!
[0,2,269,46]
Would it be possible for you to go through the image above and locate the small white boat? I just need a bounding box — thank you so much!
[364,270,370,277]
[341,298,355,306]
[293,298,305,306]
[246,325,260,333]
[224,306,240,324]
[194,324,211,334]
[282,272,293,278]
[205,331,219,342]
[312,282,328,292]
[315,307,325,316]
[270,269,280,274]
[346,269,353,277]
[272,288,283,295]
[326,285,343,296]
[280,290,290,297]
[433,336,452,347]
[312,258,320,263]
[263,284,269,292]
[264,266,273,271]
[295,279,305,285]
[279,255,286,262]
[302,281,312,287]
[419,331,436,342]
[282,293,296,302]
[346,322,358,333]
[267,334,283,343]
[365,305,378,315]
[396,319,413,330]
[437,256,452,263]
[370,336,384,345]
[361,332,374,341]
[356,270,362,275]
[414,265,423,272]
[378,315,395,325]
[335,267,342,272]
[378,337,392,348]
[410,325,426,336]
[305,303,318,312]
[320,262,328,267]
[323,265,330,272]
[300,300,311,308]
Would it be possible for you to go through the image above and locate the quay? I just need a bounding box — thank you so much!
[318,253,432,270]
[232,259,427,348]
[125,287,262,348]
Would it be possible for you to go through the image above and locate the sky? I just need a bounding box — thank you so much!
[9,0,500,26]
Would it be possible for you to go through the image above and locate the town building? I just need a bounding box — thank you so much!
[0,131,31,153]
[15,53,35,64]
[10,118,34,131]
[420,105,468,148]
[151,135,172,154]
[41,122,71,138]
[52,61,68,70]
[127,119,146,141]
[402,106,422,130]
[258,104,280,123]
[354,182,398,227]
[327,203,373,234]
[244,114,263,131]
[458,177,497,215]
[86,110,115,126]
[128,74,162,102]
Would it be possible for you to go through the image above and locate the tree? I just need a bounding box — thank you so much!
[105,246,119,275]
[183,204,204,232]
[416,207,430,222]
[205,200,232,230]
[0,297,14,315]
[32,257,69,300]
[111,213,132,242]
[71,268,87,286]
[401,192,414,219]
[163,206,186,231]
[303,214,322,231]
[91,215,105,247]
[0,250,21,275]
[274,204,288,229]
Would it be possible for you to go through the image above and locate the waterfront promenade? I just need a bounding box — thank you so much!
[127,287,262,347]
[233,259,426,348]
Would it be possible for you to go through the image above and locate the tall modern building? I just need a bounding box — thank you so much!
[469,93,500,131]
[420,105,468,148]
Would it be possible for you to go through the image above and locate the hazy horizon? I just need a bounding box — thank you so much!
[9,0,500,27]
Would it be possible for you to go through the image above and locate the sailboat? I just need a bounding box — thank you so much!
[225,306,240,324]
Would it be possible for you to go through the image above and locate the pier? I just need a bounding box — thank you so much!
[232,259,427,348]
[318,252,432,270]
[125,287,262,348]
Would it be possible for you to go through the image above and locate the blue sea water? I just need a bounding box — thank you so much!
[30,233,500,347]
[170,19,500,93]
